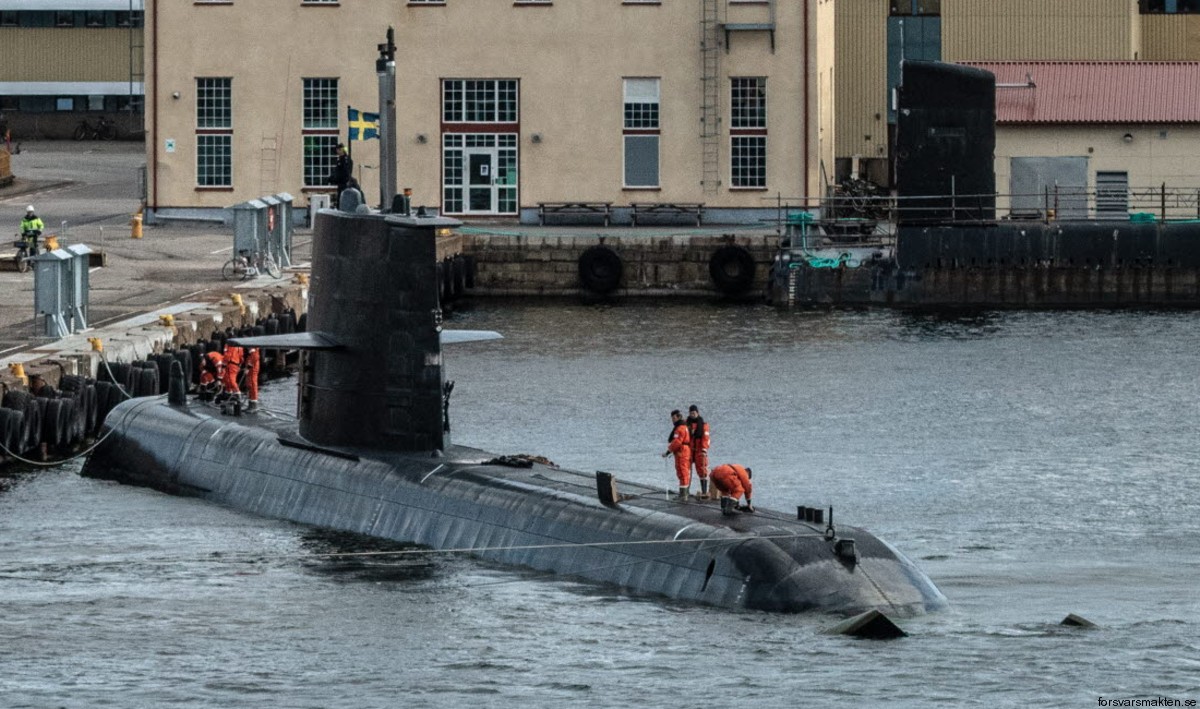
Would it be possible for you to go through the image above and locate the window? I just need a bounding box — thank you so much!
[55,11,74,26]
[442,79,518,123]
[890,0,940,15]
[302,78,339,187]
[1,11,18,26]
[85,10,104,26]
[1140,0,1200,12]
[56,98,75,112]
[196,78,232,187]
[730,78,766,188]
[623,78,660,188]
[731,77,765,129]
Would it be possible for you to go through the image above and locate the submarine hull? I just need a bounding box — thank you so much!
[83,396,947,616]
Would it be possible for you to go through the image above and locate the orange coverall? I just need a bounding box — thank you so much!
[688,417,710,483]
[667,421,692,487]
[221,345,244,394]
[244,348,260,403]
[200,351,224,387]
[711,463,753,503]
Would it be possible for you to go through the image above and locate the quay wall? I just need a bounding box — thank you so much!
[462,233,778,297]
[777,221,1200,308]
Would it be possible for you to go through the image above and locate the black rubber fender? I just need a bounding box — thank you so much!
[265,317,280,335]
[95,381,119,432]
[464,254,477,289]
[709,245,757,295]
[172,350,194,390]
[297,312,308,333]
[451,255,466,298]
[60,397,82,447]
[22,394,42,450]
[41,398,64,448]
[281,309,296,334]
[578,245,623,295]
[0,408,21,457]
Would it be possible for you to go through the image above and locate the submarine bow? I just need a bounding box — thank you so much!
[83,209,946,616]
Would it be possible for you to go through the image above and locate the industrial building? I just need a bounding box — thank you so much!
[0,0,143,139]
[141,0,1200,223]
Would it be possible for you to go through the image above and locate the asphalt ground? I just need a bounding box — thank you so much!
[0,141,313,357]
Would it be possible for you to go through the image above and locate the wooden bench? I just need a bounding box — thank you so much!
[630,202,704,227]
[537,201,613,226]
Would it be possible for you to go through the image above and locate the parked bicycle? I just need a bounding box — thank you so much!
[73,116,118,141]
[222,248,282,281]
[12,228,40,273]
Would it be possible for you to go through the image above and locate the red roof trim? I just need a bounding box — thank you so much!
[959,61,1200,125]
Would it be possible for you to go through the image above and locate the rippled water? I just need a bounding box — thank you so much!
[3,304,1199,707]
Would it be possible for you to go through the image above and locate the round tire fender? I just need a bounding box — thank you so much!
[578,245,623,295]
[709,245,757,295]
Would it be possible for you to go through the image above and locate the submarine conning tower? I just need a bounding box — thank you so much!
[300,210,460,452]
[895,61,996,225]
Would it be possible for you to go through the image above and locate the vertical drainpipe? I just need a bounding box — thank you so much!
[150,0,158,212]
[802,0,810,203]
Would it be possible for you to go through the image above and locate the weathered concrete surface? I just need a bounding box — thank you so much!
[463,230,777,296]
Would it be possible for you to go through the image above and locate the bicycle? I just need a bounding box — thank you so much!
[12,229,40,273]
[221,248,282,281]
[73,116,118,141]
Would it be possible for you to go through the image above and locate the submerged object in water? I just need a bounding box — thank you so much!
[83,209,946,616]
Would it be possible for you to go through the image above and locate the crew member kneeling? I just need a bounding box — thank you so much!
[710,463,754,516]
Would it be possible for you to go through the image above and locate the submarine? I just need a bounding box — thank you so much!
[83,206,947,616]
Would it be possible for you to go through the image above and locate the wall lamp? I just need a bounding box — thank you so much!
[416,134,428,144]
[1122,133,1134,143]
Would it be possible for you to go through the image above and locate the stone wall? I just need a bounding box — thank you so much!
[463,233,778,297]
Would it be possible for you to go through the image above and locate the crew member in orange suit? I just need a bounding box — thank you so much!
[661,409,693,500]
[710,463,754,516]
[687,405,711,499]
[244,347,261,411]
[198,351,224,401]
[221,344,244,396]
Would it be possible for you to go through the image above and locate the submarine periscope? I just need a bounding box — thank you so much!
[83,208,947,616]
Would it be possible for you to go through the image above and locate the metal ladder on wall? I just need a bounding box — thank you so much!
[128,0,144,132]
[259,136,279,195]
[700,0,722,195]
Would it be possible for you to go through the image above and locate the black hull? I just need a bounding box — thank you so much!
[84,396,947,616]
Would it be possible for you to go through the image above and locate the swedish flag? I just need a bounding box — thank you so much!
[348,107,380,141]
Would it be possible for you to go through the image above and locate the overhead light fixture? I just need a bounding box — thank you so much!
[1123,133,1134,143]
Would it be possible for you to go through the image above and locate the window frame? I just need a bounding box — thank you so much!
[622,77,661,189]
[195,77,233,188]
[302,77,340,188]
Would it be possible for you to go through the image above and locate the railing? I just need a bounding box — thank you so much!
[769,183,1200,229]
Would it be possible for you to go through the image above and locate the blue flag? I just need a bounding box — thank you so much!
[348,107,380,141]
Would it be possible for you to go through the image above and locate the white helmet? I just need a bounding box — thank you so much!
[25,205,35,213]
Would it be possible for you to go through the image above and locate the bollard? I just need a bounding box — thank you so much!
[88,336,103,352]
[45,235,60,251]
[8,362,28,385]
[131,211,143,239]
[159,314,175,327]
[230,293,245,315]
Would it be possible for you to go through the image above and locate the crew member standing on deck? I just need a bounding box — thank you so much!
[710,463,754,517]
[661,409,693,500]
[687,405,711,499]
[221,343,244,396]
[244,347,261,412]
[326,143,353,209]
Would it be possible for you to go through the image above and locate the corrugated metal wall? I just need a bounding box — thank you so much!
[943,0,1136,61]
[0,28,140,82]
[834,0,887,161]
[1143,15,1200,60]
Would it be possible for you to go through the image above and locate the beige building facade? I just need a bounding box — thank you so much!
[146,0,832,223]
